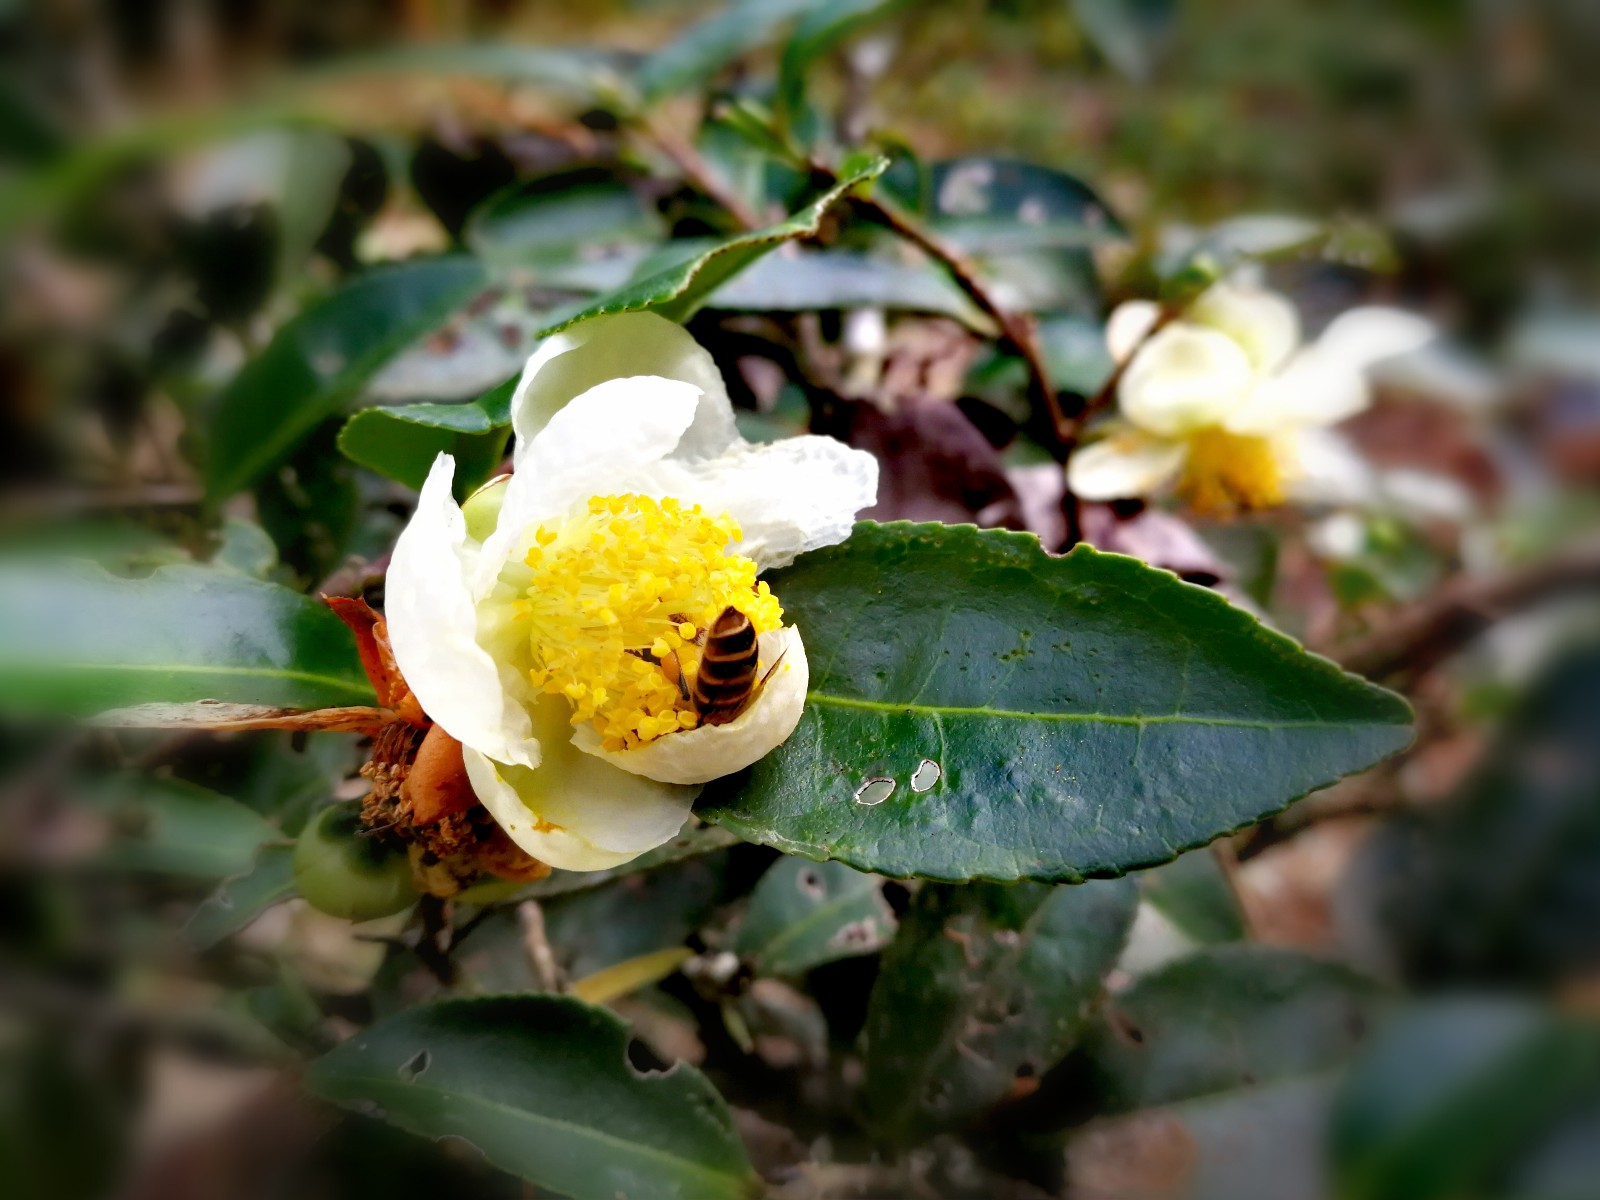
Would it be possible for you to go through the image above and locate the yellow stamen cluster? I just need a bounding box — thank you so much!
[1179,427,1285,516]
[514,493,782,752]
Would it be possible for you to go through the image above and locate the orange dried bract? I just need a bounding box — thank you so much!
[323,594,427,725]
[402,724,478,826]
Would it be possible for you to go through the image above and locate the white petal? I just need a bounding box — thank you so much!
[572,626,808,786]
[512,311,738,462]
[476,375,701,593]
[464,696,699,872]
[1119,325,1256,437]
[1314,306,1435,371]
[1224,350,1369,434]
[621,437,879,571]
[1066,429,1187,500]
[385,454,539,768]
[1187,281,1301,374]
[1281,428,1375,507]
[1106,300,1161,363]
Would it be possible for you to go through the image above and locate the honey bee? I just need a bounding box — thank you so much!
[691,606,789,726]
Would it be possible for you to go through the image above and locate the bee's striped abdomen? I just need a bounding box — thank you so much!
[692,606,758,725]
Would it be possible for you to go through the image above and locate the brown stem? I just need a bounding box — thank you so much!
[637,116,765,233]
[843,188,1068,452]
[1338,538,1600,683]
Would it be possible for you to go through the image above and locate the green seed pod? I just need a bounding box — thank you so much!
[293,801,418,921]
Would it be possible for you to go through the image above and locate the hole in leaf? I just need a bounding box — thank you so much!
[625,1036,671,1077]
[853,777,895,806]
[398,1050,430,1081]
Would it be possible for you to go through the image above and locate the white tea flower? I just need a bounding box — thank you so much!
[1069,281,1433,514]
[385,312,878,870]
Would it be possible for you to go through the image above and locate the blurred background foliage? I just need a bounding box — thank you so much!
[2,1,1599,1198]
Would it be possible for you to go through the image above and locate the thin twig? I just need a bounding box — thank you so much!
[412,894,458,987]
[517,899,564,992]
[1338,538,1600,683]
[638,116,765,232]
[841,186,1068,452]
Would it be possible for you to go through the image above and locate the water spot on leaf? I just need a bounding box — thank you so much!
[910,759,942,792]
[854,777,896,806]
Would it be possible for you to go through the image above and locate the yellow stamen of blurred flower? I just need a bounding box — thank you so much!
[516,493,782,751]
[1179,428,1284,515]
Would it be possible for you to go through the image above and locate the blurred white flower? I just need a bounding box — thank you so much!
[384,312,879,870]
[1068,281,1433,514]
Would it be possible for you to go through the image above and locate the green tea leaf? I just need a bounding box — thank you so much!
[186,844,298,950]
[700,522,1413,882]
[1080,945,1387,1114]
[306,995,760,1200]
[864,879,1136,1142]
[637,0,820,101]
[539,159,888,337]
[735,857,895,977]
[1331,1000,1600,1200]
[465,170,663,266]
[1138,849,1246,946]
[85,776,279,879]
[206,257,488,501]
[337,377,515,494]
[0,561,373,718]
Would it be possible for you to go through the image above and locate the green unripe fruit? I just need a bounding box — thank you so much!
[293,802,418,921]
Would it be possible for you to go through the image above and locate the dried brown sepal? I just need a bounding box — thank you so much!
[361,722,548,896]
[89,700,393,734]
[323,594,427,726]
[401,724,479,826]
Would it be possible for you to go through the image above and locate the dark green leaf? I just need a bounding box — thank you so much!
[864,878,1136,1142]
[186,843,298,950]
[883,156,1125,250]
[1080,945,1387,1114]
[0,561,373,718]
[465,171,663,266]
[539,159,888,336]
[338,376,515,494]
[776,0,908,131]
[637,0,820,101]
[1138,849,1246,945]
[319,43,634,102]
[1362,642,1600,988]
[1331,1000,1600,1200]
[85,776,278,879]
[306,995,760,1200]
[735,857,894,976]
[701,523,1413,882]
[708,248,979,321]
[206,257,488,500]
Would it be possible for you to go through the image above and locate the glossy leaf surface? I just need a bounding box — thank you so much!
[701,522,1413,882]
[0,562,373,718]
[864,878,1136,1142]
[306,995,759,1200]
[206,257,487,500]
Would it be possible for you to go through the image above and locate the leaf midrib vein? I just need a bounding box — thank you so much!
[806,692,1399,728]
[18,661,373,700]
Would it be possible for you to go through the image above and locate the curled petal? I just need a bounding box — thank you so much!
[1067,428,1187,501]
[385,454,539,768]
[512,311,738,461]
[1106,300,1162,363]
[464,697,700,872]
[1315,306,1435,371]
[1187,281,1301,374]
[624,438,880,571]
[1120,325,1255,437]
[572,627,809,786]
